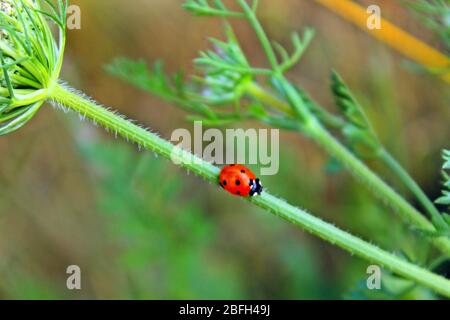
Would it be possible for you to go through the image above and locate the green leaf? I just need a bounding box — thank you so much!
[278,28,316,72]
[330,71,381,158]
[436,191,450,206]
[183,0,245,18]
[436,150,450,209]
[432,150,450,235]
[105,58,216,119]
[331,70,369,129]
[443,150,450,169]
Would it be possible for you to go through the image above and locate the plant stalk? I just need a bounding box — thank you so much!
[379,148,445,223]
[245,82,450,255]
[47,81,450,297]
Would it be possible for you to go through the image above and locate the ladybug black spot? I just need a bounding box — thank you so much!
[222,180,227,186]
[235,179,241,186]
[241,169,245,173]
[236,191,241,195]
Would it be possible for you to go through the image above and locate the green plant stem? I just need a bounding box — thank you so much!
[48,82,219,181]
[238,0,279,70]
[238,0,450,252]
[245,82,450,255]
[47,81,450,297]
[254,193,450,297]
[379,148,444,223]
[313,123,450,252]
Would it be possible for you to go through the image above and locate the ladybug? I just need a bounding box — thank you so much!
[219,164,263,197]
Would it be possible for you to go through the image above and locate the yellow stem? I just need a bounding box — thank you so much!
[314,0,450,83]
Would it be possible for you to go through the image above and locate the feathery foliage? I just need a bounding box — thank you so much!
[329,71,380,159]
[436,150,450,226]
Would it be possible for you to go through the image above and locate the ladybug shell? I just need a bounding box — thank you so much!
[219,165,262,197]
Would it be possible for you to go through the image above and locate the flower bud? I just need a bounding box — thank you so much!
[0,0,66,135]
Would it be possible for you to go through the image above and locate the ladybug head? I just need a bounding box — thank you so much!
[249,179,263,196]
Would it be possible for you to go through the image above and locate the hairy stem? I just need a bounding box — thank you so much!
[246,82,450,255]
[47,81,450,297]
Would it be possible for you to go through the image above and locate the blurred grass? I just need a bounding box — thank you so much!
[0,0,448,299]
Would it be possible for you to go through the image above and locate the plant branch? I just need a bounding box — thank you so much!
[245,82,450,255]
[238,0,279,70]
[46,81,450,297]
[379,148,446,224]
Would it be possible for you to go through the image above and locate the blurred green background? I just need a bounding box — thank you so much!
[0,0,448,299]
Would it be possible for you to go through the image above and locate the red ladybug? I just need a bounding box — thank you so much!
[219,164,263,197]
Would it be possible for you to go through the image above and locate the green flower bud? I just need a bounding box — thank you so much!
[0,0,66,135]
